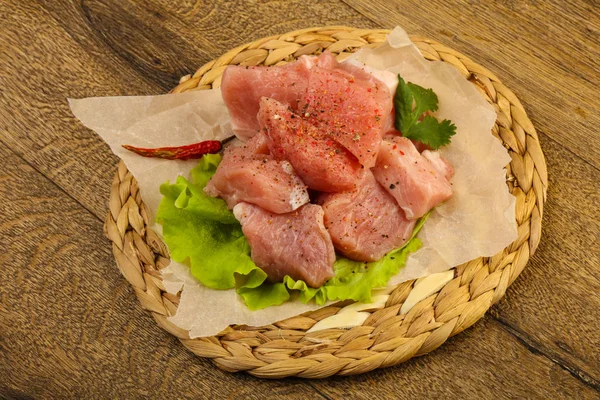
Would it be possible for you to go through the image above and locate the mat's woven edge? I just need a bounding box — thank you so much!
[103,26,547,378]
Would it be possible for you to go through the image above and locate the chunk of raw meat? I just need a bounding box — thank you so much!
[221,51,394,165]
[318,171,416,262]
[372,136,453,219]
[340,58,399,95]
[299,55,393,168]
[385,129,431,153]
[422,150,455,181]
[257,97,364,192]
[233,202,336,287]
[220,57,313,140]
[204,133,309,214]
[338,59,397,134]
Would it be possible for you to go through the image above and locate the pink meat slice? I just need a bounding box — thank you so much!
[204,133,309,214]
[257,97,364,192]
[339,58,398,133]
[221,50,393,164]
[422,150,455,181]
[385,129,432,153]
[318,171,416,262]
[299,54,393,168]
[372,136,453,220]
[220,57,314,140]
[233,202,336,288]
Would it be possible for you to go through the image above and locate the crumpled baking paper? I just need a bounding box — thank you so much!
[69,90,233,220]
[70,26,517,338]
[348,28,517,286]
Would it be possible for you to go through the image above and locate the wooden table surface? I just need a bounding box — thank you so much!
[1,1,599,398]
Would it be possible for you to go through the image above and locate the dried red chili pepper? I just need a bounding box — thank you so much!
[122,140,222,160]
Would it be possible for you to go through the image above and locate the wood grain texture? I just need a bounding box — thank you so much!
[309,318,599,399]
[489,132,600,385]
[0,0,599,397]
[36,0,210,93]
[0,0,156,220]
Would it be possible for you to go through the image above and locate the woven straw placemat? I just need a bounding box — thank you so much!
[103,26,547,378]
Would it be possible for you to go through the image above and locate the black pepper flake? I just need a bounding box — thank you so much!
[389,184,396,189]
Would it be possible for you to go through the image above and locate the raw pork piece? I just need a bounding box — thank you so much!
[423,150,455,181]
[233,202,336,288]
[372,136,453,219]
[385,129,431,153]
[221,57,313,140]
[318,171,416,262]
[340,59,399,96]
[221,50,394,162]
[258,97,364,192]
[299,53,393,168]
[204,133,309,214]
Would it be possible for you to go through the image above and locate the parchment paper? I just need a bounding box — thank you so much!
[70,27,517,338]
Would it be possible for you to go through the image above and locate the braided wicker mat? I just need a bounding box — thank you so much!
[104,26,547,378]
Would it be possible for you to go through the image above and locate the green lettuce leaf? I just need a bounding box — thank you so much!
[157,154,428,310]
[157,154,256,289]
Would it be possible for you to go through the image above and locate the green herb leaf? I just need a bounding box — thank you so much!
[394,76,456,149]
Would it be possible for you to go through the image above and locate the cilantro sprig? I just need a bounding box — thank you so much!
[394,76,456,149]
